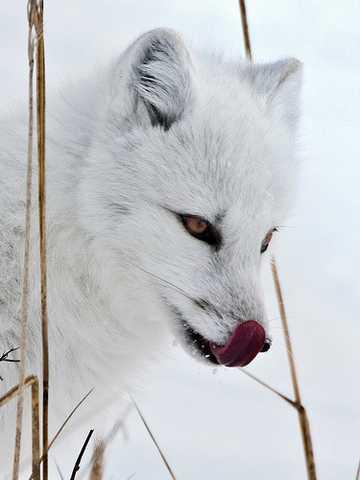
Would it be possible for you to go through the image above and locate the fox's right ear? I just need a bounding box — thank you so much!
[246,58,303,129]
[114,29,193,130]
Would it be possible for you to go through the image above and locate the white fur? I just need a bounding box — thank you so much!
[0,28,302,474]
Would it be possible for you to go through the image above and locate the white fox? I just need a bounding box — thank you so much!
[0,28,302,473]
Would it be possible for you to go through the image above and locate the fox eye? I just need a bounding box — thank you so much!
[179,214,221,247]
[182,215,208,235]
[261,228,277,254]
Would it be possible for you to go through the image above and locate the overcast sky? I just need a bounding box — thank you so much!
[1,1,359,479]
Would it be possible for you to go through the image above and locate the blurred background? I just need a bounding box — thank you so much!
[1,1,359,478]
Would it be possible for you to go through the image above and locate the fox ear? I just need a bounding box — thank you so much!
[247,59,303,128]
[118,29,192,130]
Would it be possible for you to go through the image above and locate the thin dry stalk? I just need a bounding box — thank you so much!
[37,26,49,480]
[132,398,176,480]
[0,376,40,480]
[237,2,317,479]
[238,0,252,61]
[271,258,317,479]
[70,429,94,480]
[101,403,132,445]
[54,461,65,480]
[78,403,133,479]
[0,347,20,384]
[46,388,94,455]
[356,458,360,480]
[30,378,40,480]
[0,347,20,364]
[12,5,37,479]
[0,376,36,408]
[239,368,296,408]
[89,442,104,480]
[271,260,301,402]
[27,2,49,478]
[28,388,94,480]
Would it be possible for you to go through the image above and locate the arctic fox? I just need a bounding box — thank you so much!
[0,28,302,472]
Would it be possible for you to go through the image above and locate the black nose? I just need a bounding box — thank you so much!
[261,339,272,352]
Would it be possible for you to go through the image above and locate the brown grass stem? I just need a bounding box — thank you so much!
[27,2,49,478]
[238,0,253,61]
[271,259,301,402]
[236,2,318,478]
[12,6,36,479]
[0,376,36,408]
[47,388,94,455]
[103,403,132,445]
[28,388,94,480]
[78,403,133,480]
[131,397,176,480]
[271,258,317,480]
[30,378,40,480]
[239,368,296,408]
[0,376,40,480]
[89,442,104,480]
[37,28,49,480]
[70,429,94,480]
[356,458,360,480]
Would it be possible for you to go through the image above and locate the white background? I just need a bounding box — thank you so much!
[1,1,359,479]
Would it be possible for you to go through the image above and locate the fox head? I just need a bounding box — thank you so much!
[79,28,302,367]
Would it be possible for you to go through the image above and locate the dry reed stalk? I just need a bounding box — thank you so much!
[89,442,105,480]
[271,259,317,480]
[356,458,360,480]
[12,4,37,479]
[37,22,49,480]
[54,461,65,480]
[0,376,36,409]
[237,2,317,479]
[239,368,296,408]
[238,0,252,61]
[27,2,49,478]
[101,403,132,444]
[0,347,20,364]
[28,388,94,480]
[77,403,133,480]
[271,259,301,402]
[0,376,40,480]
[70,429,94,480]
[45,388,94,456]
[132,397,177,480]
[30,378,40,479]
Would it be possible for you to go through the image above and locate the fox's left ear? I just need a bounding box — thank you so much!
[247,58,303,129]
[115,28,193,130]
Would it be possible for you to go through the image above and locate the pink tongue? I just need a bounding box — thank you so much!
[210,320,265,367]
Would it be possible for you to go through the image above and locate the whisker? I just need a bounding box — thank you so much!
[135,265,224,319]
[135,266,195,303]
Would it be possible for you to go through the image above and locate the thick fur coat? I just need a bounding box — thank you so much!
[0,29,302,475]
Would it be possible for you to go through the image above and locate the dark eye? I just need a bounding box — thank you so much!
[180,214,221,248]
[261,228,277,254]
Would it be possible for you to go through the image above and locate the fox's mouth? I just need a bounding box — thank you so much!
[179,314,270,367]
[182,321,219,365]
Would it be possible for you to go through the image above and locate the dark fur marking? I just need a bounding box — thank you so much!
[137,38,183,130]
[193,298,222,318]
